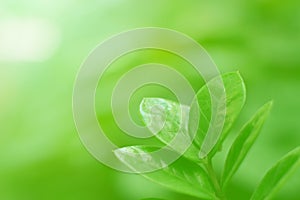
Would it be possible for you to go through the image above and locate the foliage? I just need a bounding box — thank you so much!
[115,72,300,200]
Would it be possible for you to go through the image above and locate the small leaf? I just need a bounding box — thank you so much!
[140,98,200,162]
[251,147,300,200]
[114,146,216,199]
[140,98,189,143]
[221,101,273,187]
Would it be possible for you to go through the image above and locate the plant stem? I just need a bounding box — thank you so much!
[203,158,226,200]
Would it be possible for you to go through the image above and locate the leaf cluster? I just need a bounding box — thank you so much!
[115,72,300,200]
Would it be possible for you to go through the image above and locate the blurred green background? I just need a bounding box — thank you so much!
[1,0,300,199]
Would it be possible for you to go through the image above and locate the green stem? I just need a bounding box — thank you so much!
[203,158,226,200]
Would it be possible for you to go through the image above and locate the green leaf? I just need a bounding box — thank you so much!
[221,101,273,187]
[140,98,189,143]
[251,147,300,200]
[191,71,246,158]
[114,146,216,199]
[140,98,200,162]
[139,71,246,162]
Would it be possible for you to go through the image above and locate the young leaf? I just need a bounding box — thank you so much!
[114,146,216,199]
[140,71,246,162]
[251,147,300,200]
[140,98,200,162]
[221,101,273,187]
[218,72,246,141]
[191,71,246,158]
[140,98,189,143]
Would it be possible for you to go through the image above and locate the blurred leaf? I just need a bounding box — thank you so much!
[114,146,216,199]
[192,71,246,158]
[221,101,273,187]
[251,147,300,200]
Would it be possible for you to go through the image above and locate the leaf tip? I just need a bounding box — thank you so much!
[263,100,274,113]
[113,147,127,159]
